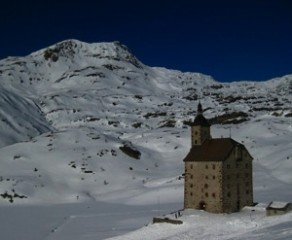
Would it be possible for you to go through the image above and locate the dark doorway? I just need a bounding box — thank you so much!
[199,201,206,210]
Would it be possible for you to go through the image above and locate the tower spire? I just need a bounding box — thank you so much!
[197,102,203,115]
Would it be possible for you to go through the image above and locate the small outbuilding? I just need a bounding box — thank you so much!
[266,201,292,216]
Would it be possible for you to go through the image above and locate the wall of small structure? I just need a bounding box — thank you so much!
[266,204,292,216]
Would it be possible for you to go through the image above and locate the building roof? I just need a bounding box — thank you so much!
[183,138,245,162]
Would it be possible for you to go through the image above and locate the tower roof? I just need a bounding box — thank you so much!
[192,114,210,126]
[190,103,210,127]
[197,102,203,114]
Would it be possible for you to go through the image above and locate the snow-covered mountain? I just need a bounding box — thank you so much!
[0,39,291,239]
[0,39,291,204]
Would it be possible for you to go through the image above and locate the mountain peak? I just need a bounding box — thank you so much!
[42,39,80,61]
[30,39,143,68]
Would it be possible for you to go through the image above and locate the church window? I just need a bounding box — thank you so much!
[205,164,208,169]
[195,140,198,144]
[204,184,208,189]
[212,193,216,198]
[205,175,209,179]
[246,190,249,194]
[190,183,193,188]
[227,192,231,197]
[205,192,209,197]
[212,175,216,180]
[190,175,193,179]
[227,175,230,180]
[190,192,193,196]
[195,131,198,135]
[190,164,193,169]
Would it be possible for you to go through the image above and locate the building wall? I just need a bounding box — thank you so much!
[184,161,223,213]
[191,126,211,146]
[266,209,287,216]
[222,147,253,213]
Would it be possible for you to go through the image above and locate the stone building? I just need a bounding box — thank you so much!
[183,103,253,213]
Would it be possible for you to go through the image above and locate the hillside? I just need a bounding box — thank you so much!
[0,39,291,239]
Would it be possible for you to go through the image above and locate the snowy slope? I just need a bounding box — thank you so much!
[0,87,52,147]
[0,39,291,239]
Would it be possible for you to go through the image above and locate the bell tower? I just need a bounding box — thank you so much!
[191,103,211,146]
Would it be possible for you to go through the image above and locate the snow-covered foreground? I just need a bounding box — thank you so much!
[0,39,291,239]
[2,202,292,240]
[0,201,180,240]
[108,205,292,240]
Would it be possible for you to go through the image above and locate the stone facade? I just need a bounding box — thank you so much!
[221,147,253,213]
[184,161,224,213]
[183,103,253,213]
[191,125,211,146]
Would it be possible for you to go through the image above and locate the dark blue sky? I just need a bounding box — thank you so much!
[1,0,292,82]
